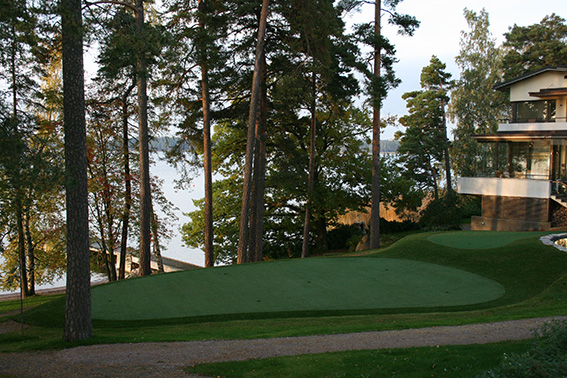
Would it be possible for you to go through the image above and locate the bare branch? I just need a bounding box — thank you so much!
[84,0,137,14]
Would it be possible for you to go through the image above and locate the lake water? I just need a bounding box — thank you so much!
[152,153,206,267]
[0,153,206,295]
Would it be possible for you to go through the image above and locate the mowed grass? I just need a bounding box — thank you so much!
[4,230,567,354]
[87,230,559,322]
[426,230,551,250]
[90,257,504,321]
[186,340,533,378]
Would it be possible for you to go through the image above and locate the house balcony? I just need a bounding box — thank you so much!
[497,117,567,133]
[458,177,551,199]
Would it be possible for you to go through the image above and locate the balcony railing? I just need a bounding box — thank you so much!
[499,116,567,123]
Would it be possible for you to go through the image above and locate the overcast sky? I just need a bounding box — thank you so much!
[347,0,567,139]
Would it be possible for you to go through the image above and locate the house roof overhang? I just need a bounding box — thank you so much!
[473,130,567,142]
[494,66,567,92]
[529,87,567,98]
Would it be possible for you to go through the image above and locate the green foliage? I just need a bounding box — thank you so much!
[502,14,567,80]
[476,320,567,378]
[418,194,480,231]
[326,223,365,251]
[419,195,462,231]
[449,8,508,177]
[380,218,419,234]
[395,56,452,204]
[0,1,67,293]
[182,104,373,262]
[348,0,419,108]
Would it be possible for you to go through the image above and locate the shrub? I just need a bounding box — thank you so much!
[419,193,480,231]
[476,320,567,378]
[419,194,462,230]
[327,224,366,251]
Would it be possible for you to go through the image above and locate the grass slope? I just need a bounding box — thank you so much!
[90,258,504,321]
[426,231,551,249]
[5,230,567,353]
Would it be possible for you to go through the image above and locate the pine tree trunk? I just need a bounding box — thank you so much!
[136,0,152,276]
[94,199,113,281]
[11,17,29,298]
[250,53,268,263]
[24,211,35,296]
[119,84,134,280]
[370,0,382,250]
[61,0,92,342]
[199,0,214,267]
[16,205,29,297]
[237,0,270,264]
[104,183,117,281]
[302,72,317,259]
[151,205,164,273]
[441,98,453,194]
[314,216,328,252]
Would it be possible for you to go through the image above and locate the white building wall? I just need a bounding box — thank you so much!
[458,177,551,199]
[510,72,567,102]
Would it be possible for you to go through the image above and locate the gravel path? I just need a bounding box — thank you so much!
[1,316,566,378]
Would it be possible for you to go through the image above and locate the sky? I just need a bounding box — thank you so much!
[347,0,567,139]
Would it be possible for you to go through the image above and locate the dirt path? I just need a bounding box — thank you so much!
[1,316,566,378]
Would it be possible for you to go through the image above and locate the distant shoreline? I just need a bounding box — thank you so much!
[0,278,108,302]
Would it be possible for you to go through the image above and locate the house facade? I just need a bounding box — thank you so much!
[458,66,567,231]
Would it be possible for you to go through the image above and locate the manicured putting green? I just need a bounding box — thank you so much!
[426,231,551,250]
[91,257,504,321]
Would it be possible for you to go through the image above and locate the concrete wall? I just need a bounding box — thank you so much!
[498,121,567,132]
[458,177,551,199]
[471,216,551,231]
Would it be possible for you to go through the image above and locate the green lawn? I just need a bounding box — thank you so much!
[90,257,504,321]
[426,230,551,249]
[186,340,533,378]
[2,230,567,355]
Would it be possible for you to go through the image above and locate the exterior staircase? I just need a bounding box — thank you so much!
[551,193,567,208]
[551,180,567,208]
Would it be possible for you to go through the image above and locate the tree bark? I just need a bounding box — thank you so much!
[369,0,381,250]
[11,16,29,298]
[150,204,164,273]
[136,0,152,276]
[199,0,214,268]
[16,205,29,297]
[24,211,35,296]
[237,0,270,264]
[103,176,117,281]
[61,0,92,342]
[118,83,135,280]
[302,71,317,259]
[249,52,268,263]
[441,98,453,194]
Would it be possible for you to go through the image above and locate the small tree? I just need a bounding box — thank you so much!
[449,8,507,177]
[397,56,453,201]
[341,0,419,250]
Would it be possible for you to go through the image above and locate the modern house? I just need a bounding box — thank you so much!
[458,66,567,231]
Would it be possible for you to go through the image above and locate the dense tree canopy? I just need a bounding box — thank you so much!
[2,1,564,343]
[502,14,567,80]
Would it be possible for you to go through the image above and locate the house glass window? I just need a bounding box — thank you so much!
[512,100,556,123]
[475,141,550,180]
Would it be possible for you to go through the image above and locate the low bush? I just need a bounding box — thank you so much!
[420,193,480,230]
[327,223,365,251]
[476,320,567,378]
